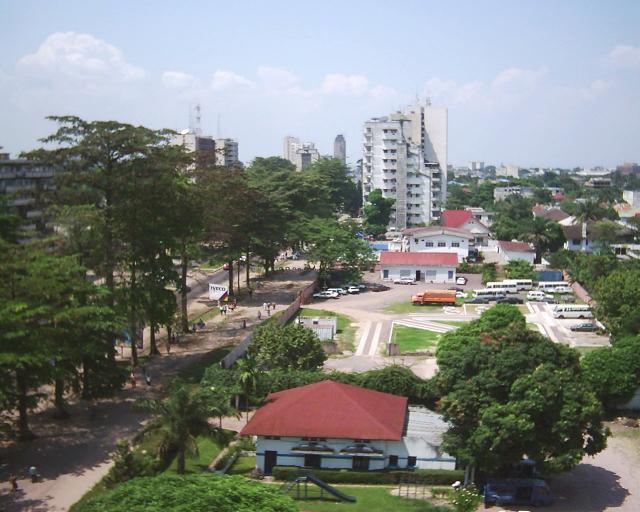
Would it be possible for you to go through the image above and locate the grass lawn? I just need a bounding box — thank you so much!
[391,325,441,352]
[384,300,441,314]
[433,320,467,327]
[177,345,233,383]
[293,485,450,512]
[227,455,256,475]
[575,346,601,356]
[296,307,357,352]
[164,436,228,475]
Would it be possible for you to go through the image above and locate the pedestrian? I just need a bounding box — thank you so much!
[129,371,136,388]
[29,466,39,483]
[262,302,267,310]
[219,305,224,316]
[191,323,197,333]
[271,302,276,310]
[166,339,171,354]
[145,373,152,386]
[232,298,237,308]
[267,308,271,317]
[9,473,18,492]
[257,310,262,320]
[222,305,228,315]
[248,288,253,299]
[242,319,247,329]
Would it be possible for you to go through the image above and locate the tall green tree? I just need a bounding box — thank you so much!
[593,265,640,336]
[362,189,394,237]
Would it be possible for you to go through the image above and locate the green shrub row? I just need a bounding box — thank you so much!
[272,466,463,485]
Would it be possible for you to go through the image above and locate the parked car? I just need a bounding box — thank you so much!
[455,291,466,299]
[497,297,524,304]
[313,291,339,299]
[347,286,360,294]
[527,291,554,301]
[542,296,557,304]
[327,287,348,296]
[560,295,576,303]
[448,286,464,292]
[484,479,553,508]
[456,276,468,285]
[369,284,390,292]
[394,277,416,285]
[465,297,489,304]
[222,262,231,270]
[570,322,598,332]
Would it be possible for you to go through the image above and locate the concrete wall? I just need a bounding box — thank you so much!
[380,265,456,283]
[503,249,535,264]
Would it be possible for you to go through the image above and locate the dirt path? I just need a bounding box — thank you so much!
[0,265,314,511]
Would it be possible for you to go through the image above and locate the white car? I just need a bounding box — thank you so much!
[394,277,416,285]
[456,291,466,299]
[552,286,572,294]
[527,291,554,301]
[327,287,348,296]
[313,291,339,299]
[456,277,468,285]
[347,286,360,294]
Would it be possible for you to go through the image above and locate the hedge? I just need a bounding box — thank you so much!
[272,466,464,485]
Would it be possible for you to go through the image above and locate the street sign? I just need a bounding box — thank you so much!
[209,283,229,301]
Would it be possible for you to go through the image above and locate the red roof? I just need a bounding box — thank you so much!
[379,251,458,266]
[240,380,407,440]
[442,209,473,228]
[499,241,533,252]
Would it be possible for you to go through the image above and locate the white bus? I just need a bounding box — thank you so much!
[474,289,508,299]
[503,279,533,291]
[537,281,567,292]
[552,304,593,319]
[487,281,518,294]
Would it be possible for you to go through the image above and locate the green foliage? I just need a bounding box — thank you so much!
[457,261,481,274]
[436,306,608,475]
[104,440,155,486]
[481,262,498,284]
[504,260,536,280]
[450,486,483,512]
[272,466,464,485]
[72,474,297,512]
[249,323,327,371]
[582,335,640,407]
[363,189,394,236]
[593,265,640,336]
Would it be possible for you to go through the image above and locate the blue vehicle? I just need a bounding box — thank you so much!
[484,478,553,507]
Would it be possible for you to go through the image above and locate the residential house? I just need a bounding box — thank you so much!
[496,241,535,264]
[442,209,491,246]
[493,186,534,201]
[561,222,598,252]
[241,380,456,475]
[403,226,471,262]
[379,251,457,283]
[532,205,570,223]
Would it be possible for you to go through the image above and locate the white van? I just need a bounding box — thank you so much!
[474,289,507,300]
[487,281,518,294]
[527,290,550,301]
[503,279,533,291]
[552,304,593,319]
[552,285,573,294]
[537,281,567,292]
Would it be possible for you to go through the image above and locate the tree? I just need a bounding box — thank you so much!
[435,306,608,476]
[362,189,394,237]
[249,323,327,371]
[356,365,428,403]
[481,263,498,284]
[593,265,640,336]
[504,260,536,280]
[523,217,565,263]
[306,158,362,215]
[236,355,259,422]
[138,381,226,474]
[72,474,298,512]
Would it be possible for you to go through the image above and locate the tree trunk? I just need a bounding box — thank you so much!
[245,250,251,291]
[237,259,240,291]
[149,320,160,356]
[227,260,234,296]
[53,377,70,419]
[177,447,186,475]
[81,356,92,400]
[129,266,139,367]
[180,243,189,333]
[16,370,34,441]
[235,394,240,411]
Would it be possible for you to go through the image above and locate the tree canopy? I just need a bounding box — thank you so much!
[362,189,394,237]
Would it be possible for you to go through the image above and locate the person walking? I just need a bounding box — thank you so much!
[9,473,18,492]
[257,310,262,320]
[29,466,39,483]
[145,373,152,386]
[129,371,136,388]
[166,338,171,354]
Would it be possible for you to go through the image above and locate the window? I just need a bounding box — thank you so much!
[352,457,370,470]
[389,455,398,467]
[265,436,280,440]
[304,454,321,468]
[448,270,454,279]
[414,238,418,244]
[353,439,371,443]
[407,456,417,467]
[451,242,460,248]
[437,242,446,247]
[383,269,389,279]
[425,242,434,247]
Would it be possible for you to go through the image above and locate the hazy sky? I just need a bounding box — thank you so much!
[1,0,639,168]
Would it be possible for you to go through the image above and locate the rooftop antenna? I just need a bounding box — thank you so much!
[194,103,202,135]
[188,103,202,134]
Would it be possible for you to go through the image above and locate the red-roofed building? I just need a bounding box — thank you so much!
[497,240,535,264]
[442,209,491,246]
[379,251,457,283]
[241,380,455,474]
[402,226,472,262]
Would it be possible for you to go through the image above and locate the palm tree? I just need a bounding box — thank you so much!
[524,217,553,264]
[236,356,259,423]
[573,200,601,241]
[139,381,225,474]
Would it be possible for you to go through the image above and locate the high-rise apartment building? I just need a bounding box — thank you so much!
[334,134,346,164]
[214,138,239,167]
[171,130,239,167]
[283,136,320,171]
[362,102,447,230]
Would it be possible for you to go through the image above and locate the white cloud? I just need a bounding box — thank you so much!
[210,70,254,91]
[577,79,611,101]
[162,71,198,89]
[321,73,369,96]
[369,84,399,101]
[608,45,640,70]
[18,32,146,82]
[257,66,300,90]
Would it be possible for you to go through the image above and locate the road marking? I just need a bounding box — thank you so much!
[356,322,372,356]
[394,319,456,333]
[368,322,383,356]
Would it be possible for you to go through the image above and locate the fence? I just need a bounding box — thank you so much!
[220,279,317,368]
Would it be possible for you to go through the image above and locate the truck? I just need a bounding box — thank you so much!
[411,290,456,306]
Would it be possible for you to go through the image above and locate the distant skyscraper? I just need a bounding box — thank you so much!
[283,135,320,171]
[334,134,346,164]
[170,130,239,167]
[362,102,448,230]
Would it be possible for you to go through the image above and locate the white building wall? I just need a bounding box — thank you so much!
[424,105,448,214]
[502,249,535,264]
[380,265,456,283]
[407,234,469,262]
[623,190,640,208]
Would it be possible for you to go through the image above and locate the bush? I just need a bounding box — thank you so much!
[457,261,481,274]
[272,466,464,485]
[103,439,156,487]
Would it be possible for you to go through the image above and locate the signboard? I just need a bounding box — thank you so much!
[209,283,229,301]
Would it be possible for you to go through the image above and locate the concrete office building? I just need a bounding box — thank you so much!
[214,138,239,167]
[0,152,55,235]
[334,134,346,164]
[362,102,447,230]
[469,161,484,172]
[171,130,239,167]
[496,164,520,178]
[284,136,320,171]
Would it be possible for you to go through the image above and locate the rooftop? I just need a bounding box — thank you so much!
[498,240,534,252]
[379,251,458,266]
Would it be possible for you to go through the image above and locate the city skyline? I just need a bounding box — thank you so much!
[1,0,639,167]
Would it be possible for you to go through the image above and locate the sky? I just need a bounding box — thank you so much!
[1,0,639,168]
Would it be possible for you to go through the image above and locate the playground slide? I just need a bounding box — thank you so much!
[301,474,357,503]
